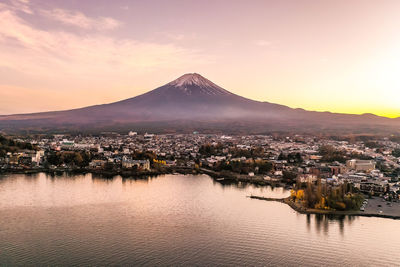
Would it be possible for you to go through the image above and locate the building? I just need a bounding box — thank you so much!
[122,159,150,171]
[89,159,107,169]
[144,133,154,140]
[128,131,137,137]
[61,139,75,149]
[360,182,385,194]
[346,159,375,172]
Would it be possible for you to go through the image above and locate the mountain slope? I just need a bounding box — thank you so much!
[0,73,399,133]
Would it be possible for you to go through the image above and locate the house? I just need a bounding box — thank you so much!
[144,133,154,140]
[309,155,322,161]
[89,160,107,169]
[128,131,137,136]
[309,166,332,178]
[166,160,176,166]
[299,174,318,183]
[18,155,32,166]
[9,154,20,165]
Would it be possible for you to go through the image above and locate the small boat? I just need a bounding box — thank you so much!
[216,178,225,181]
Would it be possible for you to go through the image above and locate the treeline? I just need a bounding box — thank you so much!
[46,150,158,169]
[131,151,157,161]
[278,152,303,163]
[214,160,273,174]
[199,143,265,158]
[46,151,92,167]
[291,180,364,211]
[230,147,264,158]
[364,141,384,149]
[318,145,347,163]
[0,135,37,157]
[318,145,372,163]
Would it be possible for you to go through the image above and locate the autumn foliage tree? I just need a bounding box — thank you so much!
[292,179,363,211]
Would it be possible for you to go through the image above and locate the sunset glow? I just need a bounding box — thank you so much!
[1,0,400,117]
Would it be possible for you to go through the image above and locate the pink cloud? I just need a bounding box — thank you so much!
[0,5,207,76]
[0,0,33,14]
[0,4,211,114]
[40,8,122,30]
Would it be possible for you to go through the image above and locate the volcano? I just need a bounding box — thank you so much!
[0,73,399,133]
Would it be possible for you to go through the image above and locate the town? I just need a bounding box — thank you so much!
[1,132,400,215]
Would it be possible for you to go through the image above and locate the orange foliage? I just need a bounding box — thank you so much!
[296,190,304,200]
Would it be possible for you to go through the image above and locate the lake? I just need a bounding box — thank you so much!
[0,173,399,266]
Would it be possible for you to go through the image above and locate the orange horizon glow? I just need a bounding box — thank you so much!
[0,0,400,118]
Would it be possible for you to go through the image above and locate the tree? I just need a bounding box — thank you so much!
[104,162,115,171]
[257,161,273,173]
[282,170,297,183]
[296,189,304,200]
[74,153,84,166]
[319,145,346,163]
[392,149,400,158]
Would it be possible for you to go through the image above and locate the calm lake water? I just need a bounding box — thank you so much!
[0,173,399,266]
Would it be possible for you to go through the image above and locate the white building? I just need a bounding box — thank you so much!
[122,159,150,170]
[346,159,375,172]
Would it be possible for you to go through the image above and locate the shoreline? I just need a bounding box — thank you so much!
[0,167,287,187]
[249,195,400,220]
[1,168,398,220]
[0,167,180,178]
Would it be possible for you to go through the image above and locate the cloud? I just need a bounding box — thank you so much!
[254,40,272,47]
[0,5,206,75]
[0,4,210,113]
[163,33,185,41]
[0,0,33,14]
[159,32,200,42]
[40,8,122,30]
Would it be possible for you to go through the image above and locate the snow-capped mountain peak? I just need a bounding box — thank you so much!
[167,73,232,95]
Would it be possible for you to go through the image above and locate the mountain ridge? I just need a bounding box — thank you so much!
[0,73,399,134]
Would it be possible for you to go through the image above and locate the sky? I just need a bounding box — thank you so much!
[0,0,400,118]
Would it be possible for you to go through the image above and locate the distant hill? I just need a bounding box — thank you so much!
[0,73,399,134]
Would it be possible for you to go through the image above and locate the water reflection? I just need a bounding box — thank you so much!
[305,213,358,236]
[0,173,399,266]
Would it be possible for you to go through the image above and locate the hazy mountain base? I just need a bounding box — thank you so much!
[0,118,397,135]
[0,73,399,135]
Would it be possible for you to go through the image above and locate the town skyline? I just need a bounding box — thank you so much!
[1,0,400,117]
